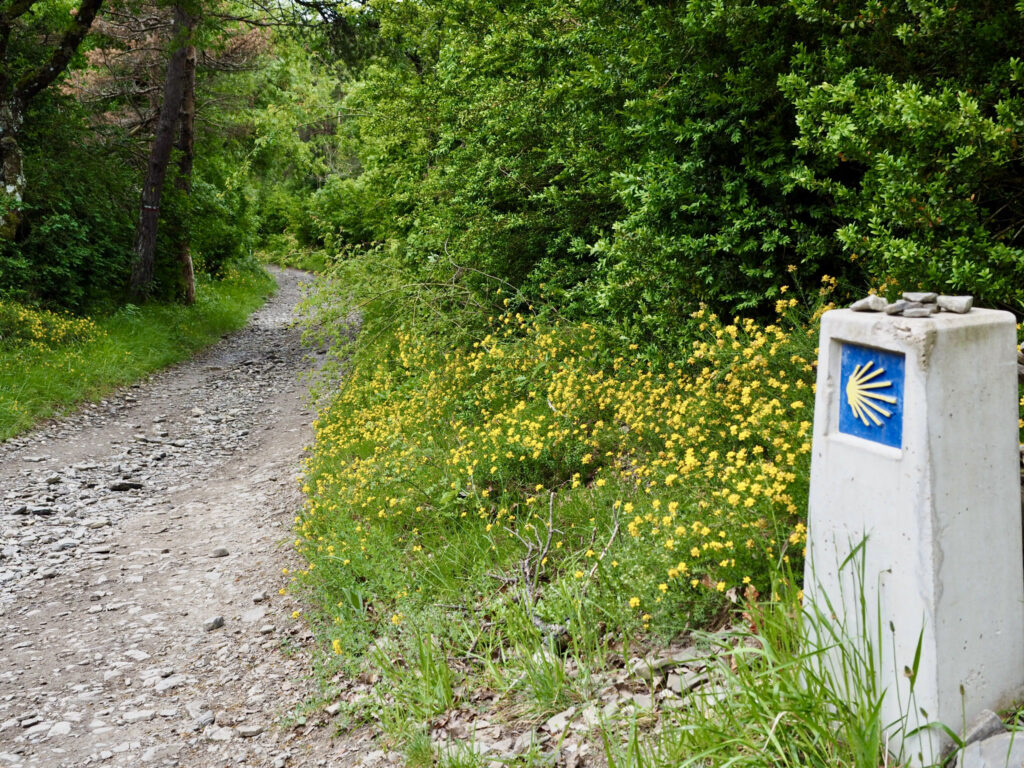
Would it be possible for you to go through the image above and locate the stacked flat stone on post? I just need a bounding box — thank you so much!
[848,291,973,316]
[902,291,940,317]
[937,295,974,314]
[903,291,938,303]
[850,295,888,312]
[903,303,939,318]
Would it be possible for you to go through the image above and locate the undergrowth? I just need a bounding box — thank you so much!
[257,234,333,274]
[290,259,1024,764]
[288,259,853,759]
[296,296,819,636]
[0,262,275,440]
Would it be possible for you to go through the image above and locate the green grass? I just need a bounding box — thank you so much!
[287,260,822,760]
[0,264,276,440]
[603,567,897,768]
[287,255,1024,765]
[257,234,332,273]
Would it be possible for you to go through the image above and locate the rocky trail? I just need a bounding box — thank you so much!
[0,268,352,768]
[0,267,727,768]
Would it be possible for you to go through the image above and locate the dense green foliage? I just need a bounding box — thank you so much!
[303,0,1024,347]
[0,6,311,310]
[283,3,1024,762]
[0,91,138,310]
[0,4,306,436]
[783,0,1024,308]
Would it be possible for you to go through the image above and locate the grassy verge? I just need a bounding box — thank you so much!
[290,262,1024,765]
[287,262,846,762]
[295,294,818,640]
[0,263,275,440]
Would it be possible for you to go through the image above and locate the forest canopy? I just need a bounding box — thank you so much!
[298,0,1024,347]
[1,0,1021,337]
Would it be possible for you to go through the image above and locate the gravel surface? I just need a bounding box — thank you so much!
[0,268,736,768]
[0,268,350,767]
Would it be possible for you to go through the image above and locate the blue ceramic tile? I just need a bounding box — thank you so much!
[838,343,905,448]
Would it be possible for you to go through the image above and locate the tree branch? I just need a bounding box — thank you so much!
[14,0,105,104]
[0,0,39,23]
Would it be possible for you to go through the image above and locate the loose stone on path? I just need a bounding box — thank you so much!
[0,268,334,768]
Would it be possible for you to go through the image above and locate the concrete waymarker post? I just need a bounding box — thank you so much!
[805,306,1024,764]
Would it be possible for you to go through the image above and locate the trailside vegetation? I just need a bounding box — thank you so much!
[0,3,334,436]
[0,263,273,440]
[0,0,106,239]
[0,1,321,310]
[298,0,1024,343]
[298,283,817,649]
[287,0,1024,764]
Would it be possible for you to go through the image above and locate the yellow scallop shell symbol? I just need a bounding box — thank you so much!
[845,360,897,427]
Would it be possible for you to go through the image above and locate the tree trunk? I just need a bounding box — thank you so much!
[0,0,105,240]
[0,100,25,240]
[175,31,196,305]
[128,4,193,302]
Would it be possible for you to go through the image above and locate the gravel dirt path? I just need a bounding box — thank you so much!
[0,268,352,768]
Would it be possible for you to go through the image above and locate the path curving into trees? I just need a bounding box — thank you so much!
[0,268,355,767]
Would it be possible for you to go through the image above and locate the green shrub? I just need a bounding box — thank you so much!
[188,176,258,277]
[314,0,1024,350]
[782,0,1024,308]
[0,92,137,309]
[308,175,380,251]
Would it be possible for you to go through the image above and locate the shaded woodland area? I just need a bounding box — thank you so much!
[1,0,1022,334]
[0,0,339,310]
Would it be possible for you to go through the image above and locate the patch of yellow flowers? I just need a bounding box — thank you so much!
[297,299,817,625]
[0,301,101,351]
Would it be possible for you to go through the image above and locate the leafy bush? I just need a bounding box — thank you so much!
[258,185,310,244]
[187,176,258,278]
[317,0,1024,348]
[307,175,381,251]
[782,0,1024,308]
[0,92,137,309]
[0,301,101,351]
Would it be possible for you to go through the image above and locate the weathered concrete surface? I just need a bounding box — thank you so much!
[806,308,1024,766]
